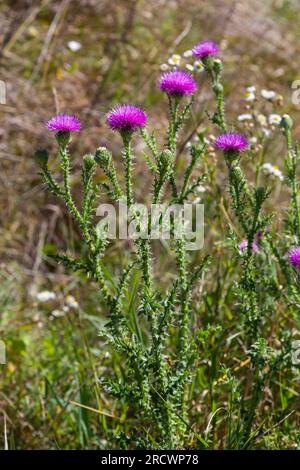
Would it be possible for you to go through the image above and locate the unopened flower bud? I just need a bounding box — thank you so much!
[213,58,223,74]
[95,147,112,168]
[83,154,95,171]
[213,82,223,95]
[280,114,293,130]
[35,148,49,166]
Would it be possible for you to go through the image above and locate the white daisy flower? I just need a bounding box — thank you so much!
[272,166,284,181]
[183,50,193,58]
[247,86,256,93]
[262,163,284,181]
[160,63,169,71]
[262,163,273,174]
[36,291,56,302]
[244,90,255,102]
[52,309,65,318]
[262,127,271,137]
[191,196,202,204]
[261,89,276,100]
[65,295,79,309]
[237,113,253,121]
[186,63,194,72]
[67,41,82,52]
[269,114,281,125]
[194,60,205,73]
[168,54,181,67]
[196,185,206,193]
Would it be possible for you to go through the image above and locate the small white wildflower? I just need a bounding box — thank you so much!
[247,86,256,93]
[194,60,205,73]
[262,163,273,174]
[191,196,202,205]
[67,41,82,52]
[237,113,253,121]
[168,54,181,67]
[65,295,79,309]
[262,127,271,137]
[262,163,284,181]
[52,309,65,318]
[269,114,281,125]
[272,166,284,181]
[183,50,193,58]
[196,185,206,193]
[160,63,169,71]
[261,89,276,100]
[36,291,56,302]
[257,114,267,127]
[186,63,194,72]
[244,90,255,102]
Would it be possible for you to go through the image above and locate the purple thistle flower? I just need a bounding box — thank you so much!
[288,247,300,268]
[158,70,197,97]
[214,133,248,152]
[193,40,219,59]
[255,229,264,241]
[239,239,259,253]
[46,114,81,132]
[106,105,148,133]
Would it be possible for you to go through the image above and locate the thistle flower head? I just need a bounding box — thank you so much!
[214,132,248,152]
[106,105,148,133]
[158,70,197,97]
[239,239,259,253]
[192,40,219,59]
[288,247,300,268]
[46,114,81,132]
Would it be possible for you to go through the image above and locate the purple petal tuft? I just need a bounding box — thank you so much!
[193,40,219,59]
[158,70,197,96]
[106,105,148,132]
[288,247,300,268]
[46,114,81,132]
[214,132,248,152]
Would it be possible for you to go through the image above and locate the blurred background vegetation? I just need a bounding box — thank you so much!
[1,0,300,449]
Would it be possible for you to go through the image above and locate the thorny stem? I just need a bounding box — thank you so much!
[122,132,175,447]
[59,143,111,302]
[122,136,134,208]
[205,59,227,132]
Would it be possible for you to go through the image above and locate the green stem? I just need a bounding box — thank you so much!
[122,136,134,208]
[59,144,91,245]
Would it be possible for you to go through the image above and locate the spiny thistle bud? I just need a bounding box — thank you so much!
[213,58,223,74]
[213,82,224,95]
[83,154,96,172]
[280,114,293,130]
[95,147,112,168]
[35,148,49,167]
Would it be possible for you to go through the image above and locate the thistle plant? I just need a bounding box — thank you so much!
[37,81,208,448]
[200,43,294,448]
[35,40,299,450]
